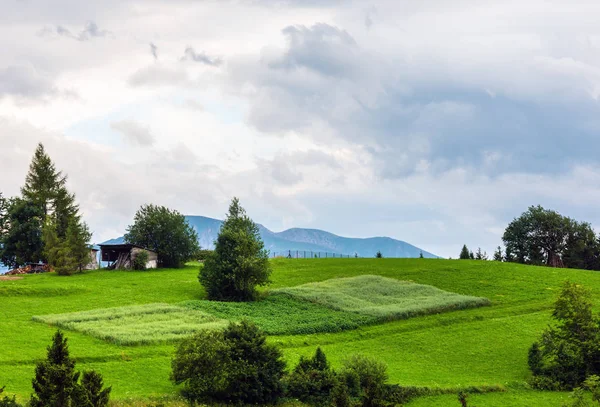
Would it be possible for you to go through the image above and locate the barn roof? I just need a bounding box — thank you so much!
[98,243,155,253]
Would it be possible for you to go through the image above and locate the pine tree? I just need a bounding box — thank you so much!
[21,143,66,220]
[459,245,470,260]
[199,198,270,301]
[469,251,475,260]
[419,251,424,259]
[65,219,92,273]
[30,331,79,407]
[493,246,503,262]
[72,371,111,407]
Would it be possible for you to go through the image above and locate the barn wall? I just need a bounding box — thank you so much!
[131,247,158,269]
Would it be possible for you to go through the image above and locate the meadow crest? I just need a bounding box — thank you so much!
[2,258,600,405]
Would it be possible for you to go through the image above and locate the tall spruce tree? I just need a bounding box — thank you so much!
[21,143,66,220]
[199,198,271,301]
[459,245,470,260]
[30,331,79,407]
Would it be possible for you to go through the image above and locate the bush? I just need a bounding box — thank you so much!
[0,388,22,407]
[132,251,149,271]
[171,320,285,405]
[286,347,339,406]
[529,281,600,390]
[340,355,389,407]
[199,198,271,301]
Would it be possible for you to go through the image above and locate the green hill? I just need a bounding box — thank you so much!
[0,258,594,405]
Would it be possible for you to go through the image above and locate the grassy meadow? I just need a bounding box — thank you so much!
[1,258,598,405]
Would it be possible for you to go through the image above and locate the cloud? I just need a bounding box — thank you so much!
[127,64,191,87]
[38,21,111,41]
[110,120,156,146]
[0,64,56,100]
[181,47,223,66]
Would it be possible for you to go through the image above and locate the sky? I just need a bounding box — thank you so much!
[2,0,600,258]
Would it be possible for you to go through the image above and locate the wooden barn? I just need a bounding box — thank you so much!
[99,244,158,270]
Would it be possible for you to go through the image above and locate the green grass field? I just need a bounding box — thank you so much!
[1,258,599,405]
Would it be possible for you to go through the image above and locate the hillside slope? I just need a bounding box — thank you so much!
[102,215,437,258]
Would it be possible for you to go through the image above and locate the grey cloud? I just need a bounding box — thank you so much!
[150,43,158,60]
[39,21,111,41]
[0,64,55,99]
[110,120,155,146]
[269,23,357,77]
[181,47,222,66]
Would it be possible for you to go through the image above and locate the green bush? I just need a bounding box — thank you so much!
[340,355,389,407]
[286,347,339,406]
[171,320,285,405]
[132,251,149,271]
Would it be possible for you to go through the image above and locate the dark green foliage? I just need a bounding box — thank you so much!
[459,245,470,260]
[132,251,149,271]
[475,248,487,261]
[194,249,213,261]
[125,204,199,268]
[286,347,338,406]
[0,387,22,407]
[30,331,79,407]
[503,205,600,269]
[340,355,389,407]
[171,320,285,405]
[171,330,231,405]
[30,331,111,407]
[469,251,475,260]
[0,199,43,269]
[375,251,383,258]
[199,198,270,301]
[0,192,9,240]
[44,217,92,275]
[493,246,503,262]
[419,251,424,259]
[72,371,111,407]
[529,282,600,390]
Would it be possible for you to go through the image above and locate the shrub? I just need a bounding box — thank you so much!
[340,355,389,407]
[529,281,600,390]
[286,347,338,406]
[199,198,271,301]
[132,251,149,271]
[171,320,285,405]
[0,388,22,407]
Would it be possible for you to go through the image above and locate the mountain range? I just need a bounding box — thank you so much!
[101,216,438,258]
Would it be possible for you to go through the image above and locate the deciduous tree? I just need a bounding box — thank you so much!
[125,204,199,268]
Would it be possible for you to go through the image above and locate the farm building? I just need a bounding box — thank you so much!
[99,244,158,270]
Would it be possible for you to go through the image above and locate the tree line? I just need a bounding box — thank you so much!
[459,205,600,271]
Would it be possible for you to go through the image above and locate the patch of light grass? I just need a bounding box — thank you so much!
[275,275,490,320]
[33,303,228,345]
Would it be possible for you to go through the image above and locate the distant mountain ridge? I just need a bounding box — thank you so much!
[101,216,438,258]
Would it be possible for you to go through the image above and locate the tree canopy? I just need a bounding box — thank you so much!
[124,204,199,268]
[199,198,271,301]
[503,205,600,269]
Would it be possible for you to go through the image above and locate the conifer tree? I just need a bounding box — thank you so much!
[493,246,503,262]
[469,251,475,260]
[199,198,270,301]
[0,199,44,268]
[0,192,9,239]
[459,245,470,260]
[21,143,66,220]
[65,219,92,273]
[30,331,79,407]
[72,371,111,407]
